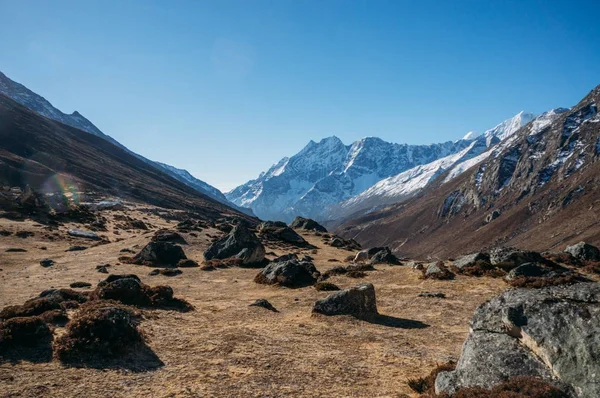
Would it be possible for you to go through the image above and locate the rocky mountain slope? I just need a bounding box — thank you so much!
[326,112,541,223]
[338,84,600,258]
[0,71,250,214]
[227,136,474,222]
[0,93,253,221]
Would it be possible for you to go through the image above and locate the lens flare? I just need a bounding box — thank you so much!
[41,174,80,212]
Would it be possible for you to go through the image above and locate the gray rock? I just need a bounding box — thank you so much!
[435,283,600,397]
[489,247,544,269]
[132,241,187,266]
[67,229,101,240]
[254,258,320,288]
[485,209,501,223]
[289,216,327,233]
[565,241,600,261]
[249,299,278,312]
[505,262,549,281]
[258,221,307,245]
[369,247,400,265]
[40,258,54,267]
[204,224,265,265]
[453,252,490,269]
[425,262,443,276]
[312,283,378,319]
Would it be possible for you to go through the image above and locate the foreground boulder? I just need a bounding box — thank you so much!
[289,216,327,233]
[564,241,600,262]
[435,282,600,397]
[254,257,320,288]
[129,241,187,266]
[257,221,308,246]
[204,224,265,265]
[312,283,378,319]
[151,230,187,245]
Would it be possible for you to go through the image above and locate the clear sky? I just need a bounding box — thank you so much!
[0,0,598,191]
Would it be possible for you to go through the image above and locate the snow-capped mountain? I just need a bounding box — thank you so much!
[338,85,599,259]
[326,111,542,221]
[226,136,474,222]
[0,71,248,214]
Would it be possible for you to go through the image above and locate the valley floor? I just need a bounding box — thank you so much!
[0,204,506,397]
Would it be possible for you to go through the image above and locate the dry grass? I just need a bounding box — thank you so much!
[0,204,509,397]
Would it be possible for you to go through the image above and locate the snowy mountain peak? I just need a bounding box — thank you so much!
[462,131,480,140]
[483,110,535,146]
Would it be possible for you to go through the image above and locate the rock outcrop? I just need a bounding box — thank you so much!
[435,282,600,397]
[257,221,308,246]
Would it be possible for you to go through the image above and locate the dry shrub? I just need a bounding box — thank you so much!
[54,302,144,363]
[347,270,367,278]
[320,266,348,280]
[38,309,69,325]
[328,258,340,262]
[454,260,506,278]
[582,261,600,275]
[0,298,61,320]
[440,376,568,398]
[93,275,193,312]
[407,361,456,394]
[344,255,355,262]
[543,252,582,267]
[347,263,376,272]
[506,272,588,288]
[314,282,341,291]
[203,258,244,269]
[0,316,52,348]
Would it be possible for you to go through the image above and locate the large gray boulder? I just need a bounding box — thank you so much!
[204,224,265,265]
[254,258,320,288]
[289,216,327,233]
[435,283,600,397]
[565,242,600,262]
[312,283,378,319]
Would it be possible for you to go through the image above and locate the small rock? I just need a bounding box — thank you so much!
[249,299,278,312]
[148,269,160,276]
[67,229,101,240]
[96,265,109,274]
[160,269,182,277]
[505,262,549,281]
[418,292,446,298]
[40,259,55,267]
[5,248,27,252]
[66,246,88,252]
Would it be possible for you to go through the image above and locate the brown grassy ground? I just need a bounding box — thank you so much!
[0,204,506,397]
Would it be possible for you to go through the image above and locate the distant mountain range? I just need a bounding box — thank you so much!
[227,111,542,223]
[337,85,599,258]
[0,71,252,216]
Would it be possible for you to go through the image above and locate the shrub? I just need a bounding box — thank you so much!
[347,271,367,278]
[506,272,588,288]
[406,361,456,394]
[54,302,143,362]
[453,260,506,278]
[0,316,52,348]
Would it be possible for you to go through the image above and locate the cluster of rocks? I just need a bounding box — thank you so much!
[327,236,362,251]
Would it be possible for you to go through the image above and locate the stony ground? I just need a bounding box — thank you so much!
[0,203,507,398]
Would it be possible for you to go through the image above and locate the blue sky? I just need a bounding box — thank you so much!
[0,0,598,191]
